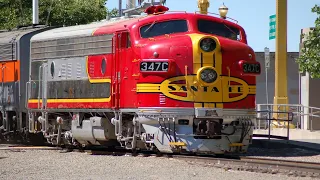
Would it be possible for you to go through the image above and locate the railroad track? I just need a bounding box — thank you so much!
[2,144,320,178]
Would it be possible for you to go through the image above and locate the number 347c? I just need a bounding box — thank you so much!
[140,62,169,72]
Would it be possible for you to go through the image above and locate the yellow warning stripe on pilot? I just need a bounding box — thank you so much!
[229,143,244,147]
[169,142,187,146]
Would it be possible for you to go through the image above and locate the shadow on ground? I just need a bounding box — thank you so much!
[246,139,320,157]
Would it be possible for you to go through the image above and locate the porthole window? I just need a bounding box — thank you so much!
[101,58,107,75]
[50,62,55,78]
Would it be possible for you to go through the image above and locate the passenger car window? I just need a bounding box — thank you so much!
[140,20,188,38]
[197,19,240,40]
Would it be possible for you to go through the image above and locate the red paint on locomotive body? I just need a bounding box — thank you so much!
[22,6,260,154]
[219,38,257,109]
[28,102,110,109]
[90,12,259,110]
[27,11,259,111]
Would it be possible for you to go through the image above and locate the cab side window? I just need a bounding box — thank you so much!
[127,33,131,48]
[118,32,131,49]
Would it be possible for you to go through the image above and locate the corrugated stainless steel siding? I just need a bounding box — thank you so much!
[0,43,16,61]
[31,34,113,60]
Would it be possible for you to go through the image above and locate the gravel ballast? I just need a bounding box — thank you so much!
[0,149,316,180]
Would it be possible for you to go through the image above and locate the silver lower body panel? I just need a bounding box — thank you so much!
[135,107,255,154]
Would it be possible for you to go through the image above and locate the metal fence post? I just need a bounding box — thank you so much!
[287,112,290,143]
[268,110,271,141]
[311,107,313,131]
[257,104,261,129]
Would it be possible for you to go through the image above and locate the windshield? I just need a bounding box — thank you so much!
[140,19,188,38]
[197,19,240,40]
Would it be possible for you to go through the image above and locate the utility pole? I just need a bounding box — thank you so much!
[32,0,39,25]
[264,47,270,106]
[273,0,295,128]
[119,0,122,17]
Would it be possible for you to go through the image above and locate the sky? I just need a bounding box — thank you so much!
[106,0,319,52]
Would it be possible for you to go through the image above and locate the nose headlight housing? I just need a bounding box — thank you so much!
[198,67,218,84]
[200,38,216,52]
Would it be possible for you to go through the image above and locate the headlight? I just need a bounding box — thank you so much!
[200,38,216,52]
[200,68,217,83]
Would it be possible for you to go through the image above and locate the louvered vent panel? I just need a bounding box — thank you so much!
[31,34,113,60]
[0,43,16,61]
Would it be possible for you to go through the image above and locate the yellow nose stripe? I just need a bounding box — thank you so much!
[187,33,223,108]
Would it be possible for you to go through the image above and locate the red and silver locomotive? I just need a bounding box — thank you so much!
[1,4,260,155]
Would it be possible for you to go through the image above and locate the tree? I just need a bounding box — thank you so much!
[106,8,119,18]
[296,5,320,78]
[0,0,118,30]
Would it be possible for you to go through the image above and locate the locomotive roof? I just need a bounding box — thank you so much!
[0,26,48,61]
[0,26,46,44]
[31,12,243,42]
[31,17,142,42]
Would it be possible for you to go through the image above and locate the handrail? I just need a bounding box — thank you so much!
[25,81,36,109]
[194,11,238,23]
[1,65,5,108]
[41,64,48,110]
[38,65,43,109]
[166,10,187,14]
[25,81,30,109]
[258,103,320,110]
[256,103,320,131]
[254,110,294,140]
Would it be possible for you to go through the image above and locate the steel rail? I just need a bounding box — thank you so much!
[173,155,320,178]
[241,156,320,169]
[78,148,320,177]
[0,144,62,151]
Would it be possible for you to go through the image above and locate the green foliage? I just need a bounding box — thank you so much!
[0,0,118,30]
[107,8,119,18]
[296,5,320,78]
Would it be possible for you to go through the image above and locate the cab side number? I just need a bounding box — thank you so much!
[243,63,260,74]
[140,62,169,72]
